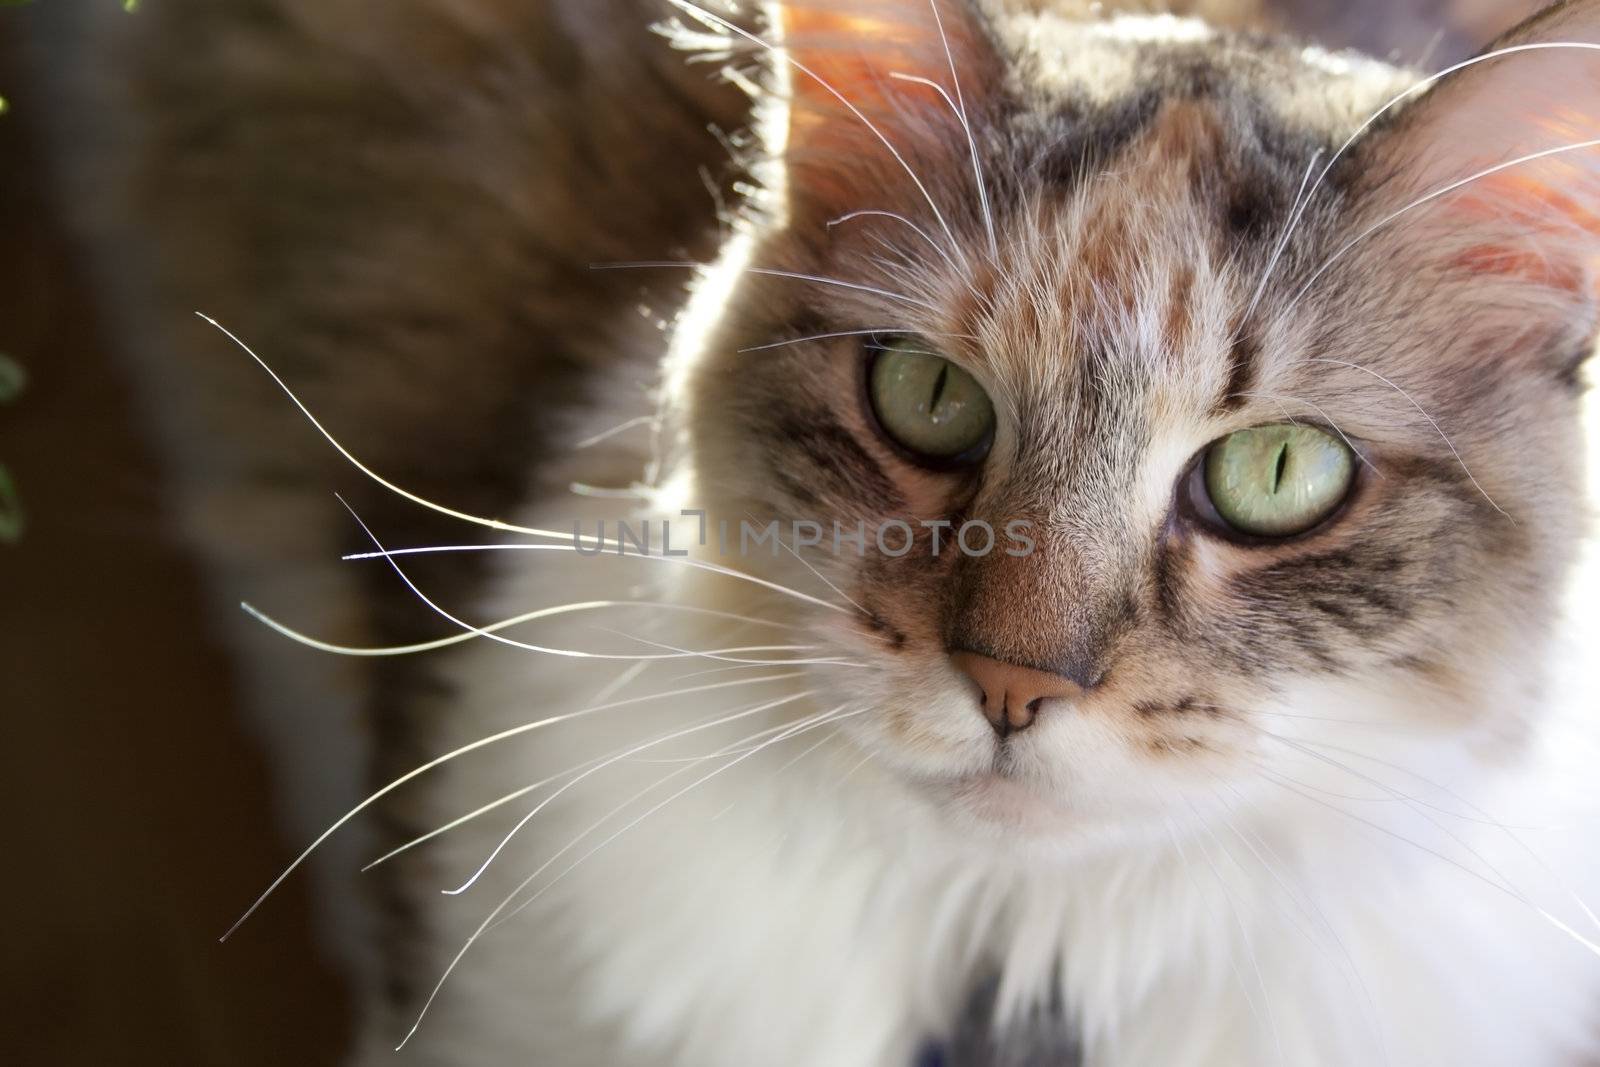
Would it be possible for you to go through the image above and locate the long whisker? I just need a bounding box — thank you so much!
[396,704,863,1050]
[1270,41,1600,291]
[1281,135,1600,332]
[1208,779,1391,1066]
[1260,733,1532,828]
[344,543,855,617]
[1180,799,1286,1062]
[443,690,815,896]
[927,0,996,258]
[199,313,573,539]
[1292,736,1600,934]
[1160,815,1271,1035]
[1259,769,1600,958]
[739,325,976,353]
[591,261,940,312]
[824,211,965,278]
[1287,357,1508,519]
[1268,767,1600,960]
[1230,391,1382,480]
[364,701,804,869]
[1240,149,1323,322]
[666,0,967,265]
[240,598,803,658]
[341,496,836,665]
[626,714,832,764]
[202,310,913,619]
[218,670,801,941]
[491,705,864,929]
[593,627,866,668]
[584,657,649,708]
[364,757,613,872]
[1259,768,1520,890]
[1248,756,1405,804]
[756,518,870,618]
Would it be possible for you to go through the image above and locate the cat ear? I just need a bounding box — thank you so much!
[767,0,1004,227]
[1358,2,1600,310]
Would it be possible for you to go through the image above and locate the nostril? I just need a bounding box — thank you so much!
[949,649,1083,737]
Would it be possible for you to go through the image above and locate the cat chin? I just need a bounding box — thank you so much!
[932,770,1075,834]
[901,765,1152,857]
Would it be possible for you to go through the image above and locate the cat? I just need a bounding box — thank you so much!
[22,0,1600,1064]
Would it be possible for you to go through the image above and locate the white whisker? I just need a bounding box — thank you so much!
[1208,779,1391,1067]
[344,542,856,617]
[1282,135,1600,336]
[1161,816,1272,1034]
[198,313,567,539]
[492,705,864,928]
[396,704,864,1049]
[1269,42,1600,294]
[594,627,867,668]
[1240,149,1322,322]
[240,598,803,658]
[666,0,967,266]
[1261,769,1509,884]
[364,698,796,869]
[1180,799,1286,1063]
[1230,392,1382,480]
[739,325,975,353]
[927,0,996,258]
[1294,737,1599,931]
[1263,768,1600,961]
[592,261,940,311]
[1288,357,1508,519]
[825,210,965,279]
[442,690,815,896]
[218,670,801,941]
[1261,733,1532,828]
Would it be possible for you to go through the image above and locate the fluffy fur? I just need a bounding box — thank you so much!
[367,3,1600,1063]
[25,0,1600,1064]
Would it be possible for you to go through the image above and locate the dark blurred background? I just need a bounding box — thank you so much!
[0,33,352,1067]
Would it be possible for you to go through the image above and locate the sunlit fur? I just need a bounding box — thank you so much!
[331,2,1600,1065]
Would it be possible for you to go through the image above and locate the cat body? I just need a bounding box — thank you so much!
[22,0,1600,1064]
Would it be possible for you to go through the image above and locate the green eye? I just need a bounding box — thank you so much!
[1202,424,1355,537]
[868,339,995,463]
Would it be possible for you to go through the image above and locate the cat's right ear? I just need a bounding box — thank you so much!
[763,0,1006,229]
[1349,1,1600,380]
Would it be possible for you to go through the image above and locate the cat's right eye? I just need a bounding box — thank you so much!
[866,338,995,466]
[1193,423,1356,539]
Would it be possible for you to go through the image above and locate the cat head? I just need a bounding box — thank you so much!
[663,0,1599,843]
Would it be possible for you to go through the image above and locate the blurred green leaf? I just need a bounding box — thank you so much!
[0,465,23,545]
[0,353,26,403]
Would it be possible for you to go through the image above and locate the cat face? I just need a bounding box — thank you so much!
[668,0,1597,842]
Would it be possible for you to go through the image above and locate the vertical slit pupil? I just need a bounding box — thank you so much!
[928,363,950,412]
[1271,442,1289,494]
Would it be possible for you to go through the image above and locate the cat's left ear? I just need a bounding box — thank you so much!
[1354,1,1600,358]
[764,0,1005,229]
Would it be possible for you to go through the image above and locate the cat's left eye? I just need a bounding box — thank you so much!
[867,338,995,465]
[1195,423,1355,539]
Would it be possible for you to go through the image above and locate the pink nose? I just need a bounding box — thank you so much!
[949,651,1083,737]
